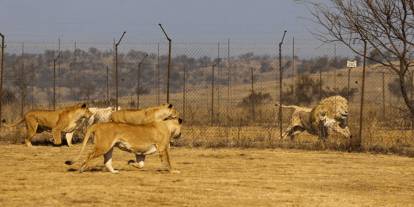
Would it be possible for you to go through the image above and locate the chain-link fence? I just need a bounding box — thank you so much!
[1,40,413,154]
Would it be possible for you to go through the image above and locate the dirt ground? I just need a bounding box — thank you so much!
[0,145,413,207]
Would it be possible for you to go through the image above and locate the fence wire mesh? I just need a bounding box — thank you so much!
[1,41,413,153]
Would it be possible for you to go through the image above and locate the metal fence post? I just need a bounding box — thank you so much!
[183,66,186,120]
[358,39,367,148]
[333,44,337,90]
[157,43,160,105]
[115,31,126,111]
[0,33,5,125]
[410,71,414,100]
[53,57,56,110]
[411,71,414,130]
[211,64,216,125]
[57,38,61,105]
[278,30,287,138]
[251,67,255,121]
[20,43,25,117]
[52,52,61,110]
[73,41,79,102]
[158,24,172,103]
[30,63,35,109]
[382,71,385,120]
[217,42,221,123]
[227,38,231,125]
[106,65,109,105]
[347,67,351,100]
[136,54,148,109]
[319,66,322,100]
[292,37,296,101]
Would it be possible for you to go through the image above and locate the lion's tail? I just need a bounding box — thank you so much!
[65,124,98,165]
[275,103,304,111]
[3,117,25,128]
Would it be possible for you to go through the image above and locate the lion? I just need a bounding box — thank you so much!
[110,103,179,125]
[65,117,183,174]
[87,106,123,126]
[64,106,121,144]
[4,103,93,147]
[311,95,349,129]
[276,95,351,141]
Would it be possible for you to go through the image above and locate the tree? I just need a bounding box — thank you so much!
[1,88,17,105]
[308,0,414,118]
[88,47,101,59]
[298,56,333,73]
[260,61,273,73]
[284,75,320,105]
[311,0,414,118]
[197,56,212,67]
[388,75,414,100]
[239,52,254,61]
[80,81,95,102]
[283,74,358,105]
[368,48,383,65]
[239,92,273,121]
[12,60,27,116]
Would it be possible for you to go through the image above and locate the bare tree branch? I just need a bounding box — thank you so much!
[308,0,414,117]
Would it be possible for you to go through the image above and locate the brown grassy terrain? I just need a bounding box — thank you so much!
[0,144,413,206]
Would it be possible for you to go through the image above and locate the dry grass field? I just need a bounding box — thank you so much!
[0,144,413,206]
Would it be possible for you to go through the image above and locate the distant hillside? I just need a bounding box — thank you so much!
[4,47,396,109]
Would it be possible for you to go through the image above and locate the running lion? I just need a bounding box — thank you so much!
[276,95,351,141]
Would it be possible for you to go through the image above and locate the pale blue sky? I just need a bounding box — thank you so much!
[0,0,350,57]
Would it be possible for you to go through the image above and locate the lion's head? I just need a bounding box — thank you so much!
[149,103,179,122]
[164,117,183,140]
[316,96,349,126]
[312,96,351,138]
[317,110,351,139]
[71,103,93,120]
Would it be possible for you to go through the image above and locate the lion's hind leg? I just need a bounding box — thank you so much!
[25,118,38,147]
[281,125,293,140]
[79,151,97,173]
[103,147,119,174]
[65,132,74,147]
[282,125,304,140]
[290,126,305,138]
[79,146,109,173]
[128,154,145,169]
[51,128,63,145]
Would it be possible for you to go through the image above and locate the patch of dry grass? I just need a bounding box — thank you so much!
[0,145,413,206]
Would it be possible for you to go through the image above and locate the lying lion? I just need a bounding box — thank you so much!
[276,95,351,141]
[4,103,92,147]
[65,117,183,174]
[64,106,121,144]
[110,103,178,125]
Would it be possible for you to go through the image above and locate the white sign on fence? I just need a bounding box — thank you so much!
[347,60,357,68]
